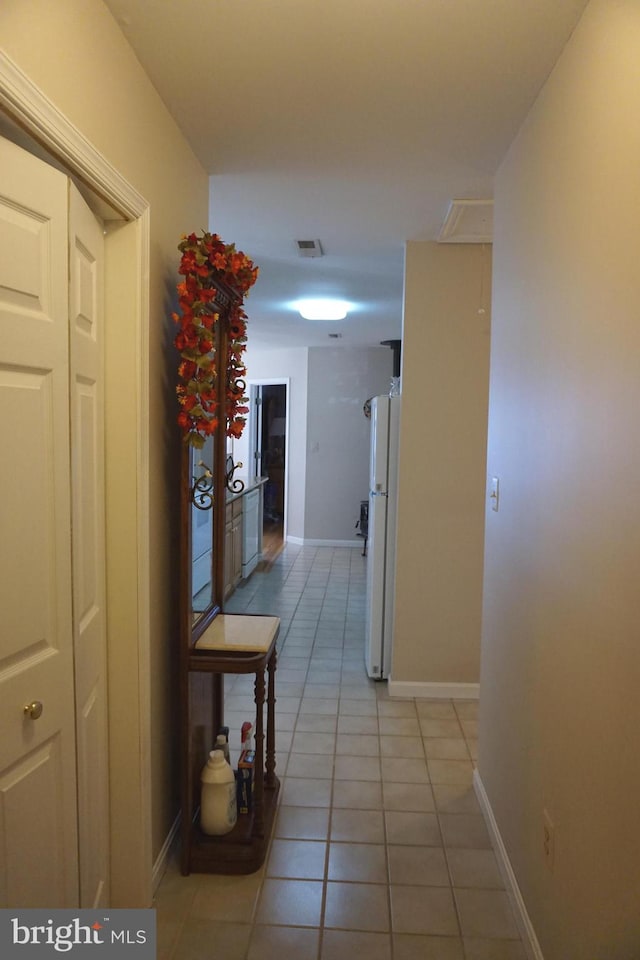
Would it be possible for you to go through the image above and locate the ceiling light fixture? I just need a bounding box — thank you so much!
[295,298,350,321]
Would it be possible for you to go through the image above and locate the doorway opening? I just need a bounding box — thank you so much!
[250,382,287,564]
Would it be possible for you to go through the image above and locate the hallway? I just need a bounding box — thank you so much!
[156,546,525,959]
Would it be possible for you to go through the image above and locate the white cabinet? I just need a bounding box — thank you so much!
[224,483,264,599]
[224,498,243,599]
[242,488,261,579]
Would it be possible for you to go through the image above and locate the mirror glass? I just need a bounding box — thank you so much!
[190,437,215,620]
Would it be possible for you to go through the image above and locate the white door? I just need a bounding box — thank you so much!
[69,183,110,907]
[0,138,79,906]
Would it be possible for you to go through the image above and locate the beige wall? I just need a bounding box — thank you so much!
[305,347,392,542]
[393,242,491,687]
[479,1,640,955]
[1,0,209,893]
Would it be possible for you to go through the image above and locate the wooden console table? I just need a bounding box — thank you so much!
[180,614,280,875]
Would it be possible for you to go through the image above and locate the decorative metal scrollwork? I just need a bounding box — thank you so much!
[226,455,245,494]
[191,461,214,511]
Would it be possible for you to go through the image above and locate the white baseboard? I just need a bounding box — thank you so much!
[473,770,544,960]
[387,678,480,700]
[286,536,362,548]
[151,813,180,894]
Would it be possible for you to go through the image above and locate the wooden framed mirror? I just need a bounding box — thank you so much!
[178,275,240,649]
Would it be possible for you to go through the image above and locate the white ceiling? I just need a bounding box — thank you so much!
[104,0,588,349]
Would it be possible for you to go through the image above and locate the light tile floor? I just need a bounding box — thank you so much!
[156,545,526,960]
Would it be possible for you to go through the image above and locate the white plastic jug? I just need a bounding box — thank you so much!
[200,748,237,836]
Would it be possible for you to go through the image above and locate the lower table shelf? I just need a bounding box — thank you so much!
[181,614,281,876]
[189,777,280,875]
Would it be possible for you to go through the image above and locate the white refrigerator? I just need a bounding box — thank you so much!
[365,395,401,680]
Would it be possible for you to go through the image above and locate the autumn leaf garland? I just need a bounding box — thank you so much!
[172,231,259,448]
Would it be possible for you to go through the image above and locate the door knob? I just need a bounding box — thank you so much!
[23,700,43,720]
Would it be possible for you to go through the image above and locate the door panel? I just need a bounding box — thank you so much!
[69,183,109,908]
[0,738,71,907]
[0,136,79,907]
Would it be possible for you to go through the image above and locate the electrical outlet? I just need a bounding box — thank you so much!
[543,809,555,871]
[490,476,499,511]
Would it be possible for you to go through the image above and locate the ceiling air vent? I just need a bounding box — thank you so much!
[296,239,323,258]
[438,200,493,244]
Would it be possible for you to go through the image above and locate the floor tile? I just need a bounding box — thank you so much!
[328,842,387,882]
[377,700,417,719]
[274,712,297,732]
[416,701,458,720]
[305,682,341,698]
[332,779,383,810]
[423,738,470,761]
[446,848,504,888]
[276,730,293,753]
[276,681,305,697]
[453,701,479,720]
[380,735,424,758]
[286,753,334,779]
[275,696,303,714]
[281,777,332,807]
[336,733,380,756]
[432,783,482,815]
[382,782,435,812]
[156,916,182,960]
[462,938,527,959]
[267,838,327,879]
[339,683,377,701]
[381,757,429,784]
[171,919,251,960]
[460,719,479,739]
[247,924,320,960]
[337,714,379,735]
[385,811,442,846]
[275,805,330,840]
[387,844,449,885]
[299,698,339,716]
[454,889,520,939]
[310,669,343,684]
[427,759,474,786]
[295,714,337,733]
[379,717,421,737]
[390,885,459,936]
[419,718,463,738]
[334,755,381,781]
[291,731,336,754]
[255,878,323,927]
[339,698,378,717]
[189,874,262,923]
[331,808,385,844]
[439,814,492,849]
[324,881,390,932]
[153,859,201,919]
[321,929,391,960]
[393,933,465,960]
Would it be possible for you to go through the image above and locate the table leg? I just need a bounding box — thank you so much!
[266,649,277,788]
[253,668,265,838]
